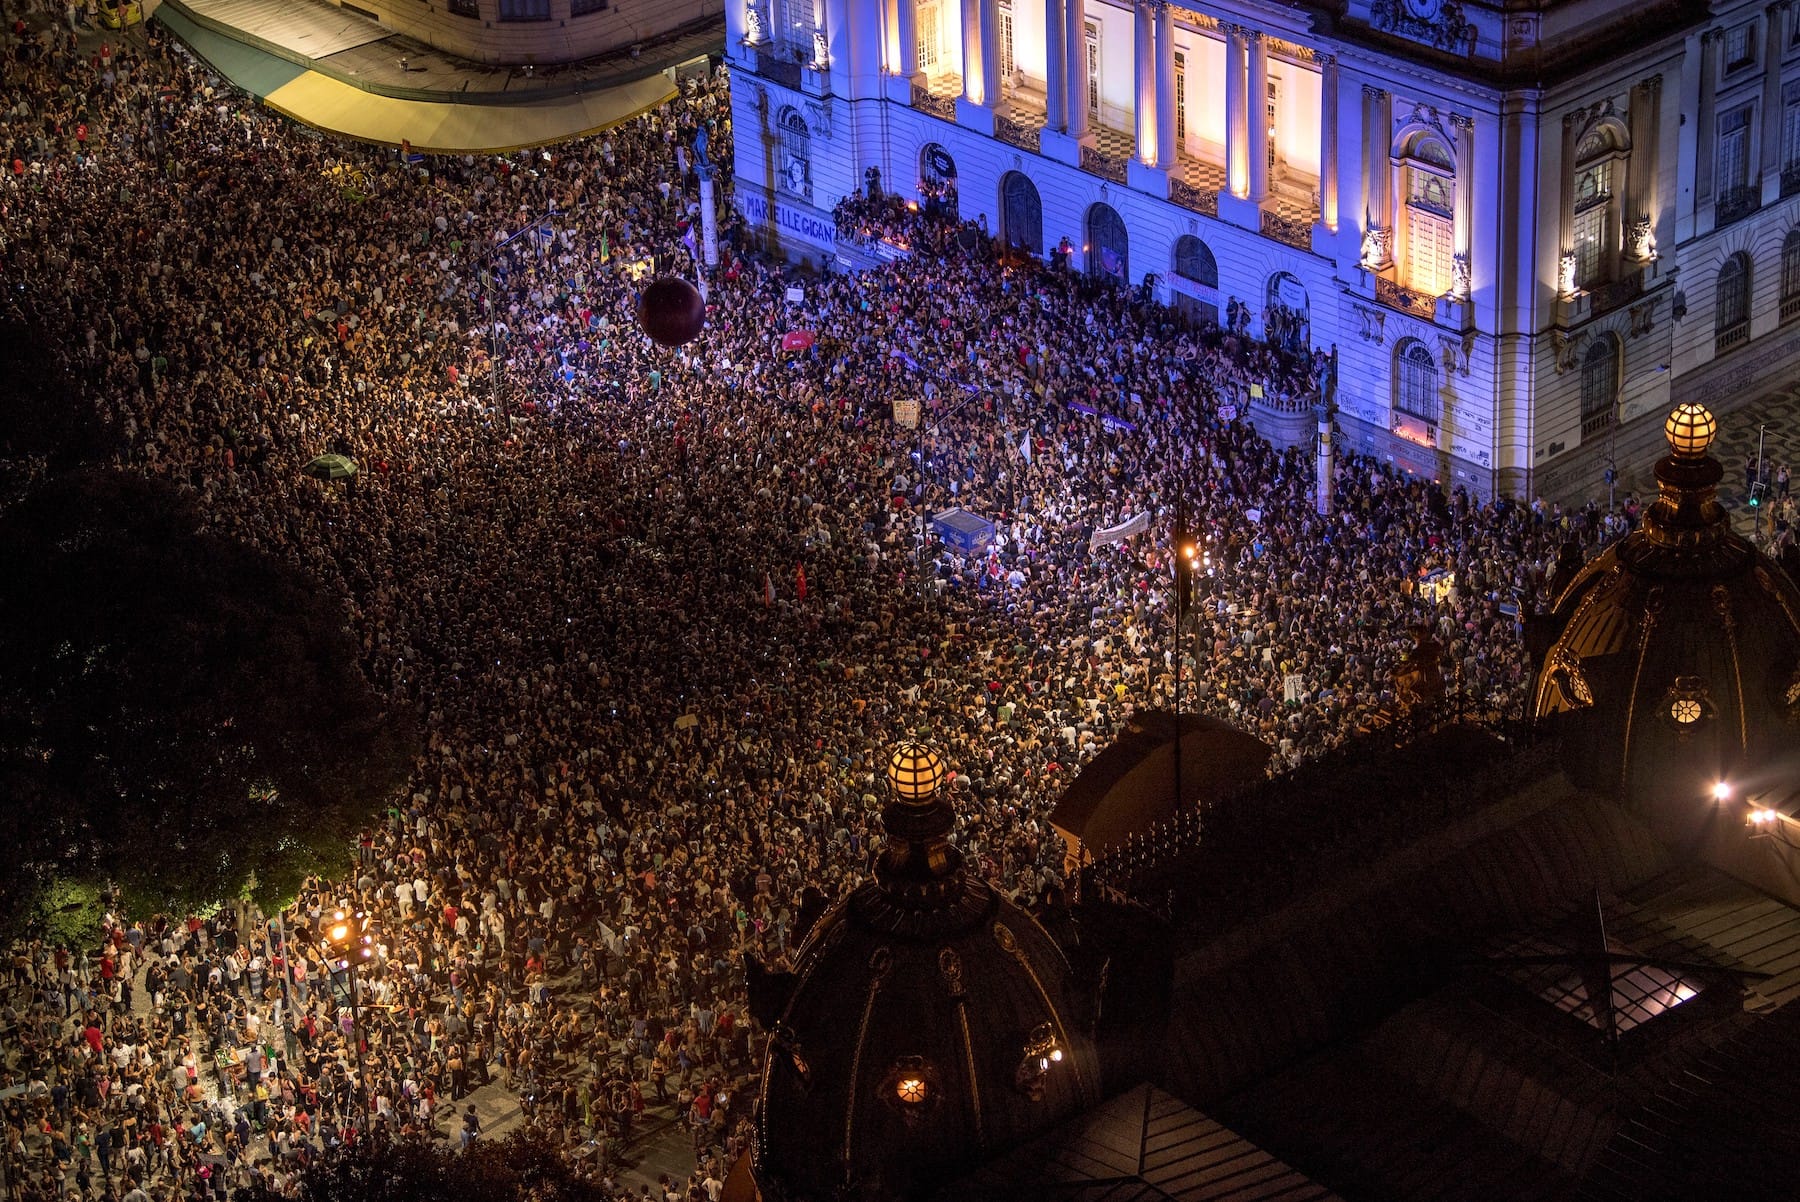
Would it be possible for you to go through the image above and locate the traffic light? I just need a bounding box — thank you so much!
[1751,481,1765,508]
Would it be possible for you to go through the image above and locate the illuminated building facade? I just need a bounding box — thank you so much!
[724,0,1800,499]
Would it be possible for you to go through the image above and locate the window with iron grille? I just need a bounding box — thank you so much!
[1716,252,1752,351]
[918,2,940,70]
[570,0,606,15]
[1175,52,1186,144]
[1579,336,1618,437]
[1395,340,1441,427]
[1727,22,1756,70]
[778,108,811,202]
[1782,230,1800,323]
[447,0,477,15]
[497,0,547,20]
[1717,105,1752,192]
[998,0,1014,88]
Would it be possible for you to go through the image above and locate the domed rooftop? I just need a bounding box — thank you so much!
[750,742,1101,1201]
[1532,404,1800,821]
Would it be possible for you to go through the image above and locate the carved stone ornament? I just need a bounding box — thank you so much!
[1558,250,1579,297]
[1627,216,1654,261]
[1439,331,1474,377]
[1353,303,1387,344]
[1629,296,1660,338]
[804,101,831,138]
[1450,253,1471,302]
[742,0,767,44]
[1369,0,1478,55]
[1361,224,1392,269]
[1552,330,1585,374]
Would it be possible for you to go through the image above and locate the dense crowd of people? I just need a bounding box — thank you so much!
[0,5,1628,1200]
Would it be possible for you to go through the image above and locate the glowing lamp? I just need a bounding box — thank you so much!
[329,924,350,943]
[895,1077,927,1104]
[1664,403,1717,459]
[887,741,945,801]
[636,276,706,348]
[1712,781,1733,802]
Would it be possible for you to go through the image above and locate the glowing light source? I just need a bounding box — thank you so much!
[895,1077,927,1104]
[1712,781,1733,802]
[887,741,945,801]
[1664,403,1717,459]
[1670,698,1703,725]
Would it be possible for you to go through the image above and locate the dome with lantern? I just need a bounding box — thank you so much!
[1532,403,1800,825]
[746,740,1101,1201]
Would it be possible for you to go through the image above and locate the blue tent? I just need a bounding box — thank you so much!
[931,508,996,555]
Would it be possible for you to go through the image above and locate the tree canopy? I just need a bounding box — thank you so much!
[0,466,415,926]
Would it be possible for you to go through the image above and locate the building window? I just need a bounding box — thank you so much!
[447,0,477,15]
[1783,229,1800,323]
[775,0,817,53]
[778,108,812,203]
[998,0,1014,90]
[1395,339,1441,430]
[1570,123,1627,289]
[1086,21,1100,122]
[570,0,605,13]
[1716,104,1756,224]
[1401,136,1454,296]
[1580,336,1618,438]
[1266,78,1278,169]
[1716,252,1752,352]
[1726,22,1756,71]
[1175,51,1186,145]
[1781,82,1800,196]
[918,2,940,71]
[496,0,547,19]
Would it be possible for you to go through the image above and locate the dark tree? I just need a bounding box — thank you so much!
[0,319,117,501]
[0,467,415,926]
[233,1130,610,1202]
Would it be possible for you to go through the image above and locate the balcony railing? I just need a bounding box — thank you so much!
[1716,320,1750,354]
[1260,208,1312,252]
[754,48,803,91]
[1079,144,1129,184]
[1587,268,1642,318]
[1375,276,1437,319]
[910,83,955,121]
[1784,164,1800,199]
[994,114,1041,154]
[1169,178,1219,217]
[1716,184,1760,227]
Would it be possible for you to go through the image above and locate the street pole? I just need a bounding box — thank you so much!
[1756,423,1769,538]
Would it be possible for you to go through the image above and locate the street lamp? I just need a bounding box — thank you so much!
[320,908,376,1134]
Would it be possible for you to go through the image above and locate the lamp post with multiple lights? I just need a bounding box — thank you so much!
[320,908,376,1134]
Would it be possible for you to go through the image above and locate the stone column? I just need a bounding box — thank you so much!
[895,0,917,79]
[1045,0,1066,131]
[1067,0,1089,138]
[1696,30,1719,208]
[1155,1,1177,167]
[1558,110,1580,290]
[1625,76,1659,258]
[698,166,720,268]
[961,0,984,105]
[1225,25,1248,196]
[1319,53,1339,230]
[1763,3,1789,201]
[726,0,747,53]
[1450,113,1473,299]
[1361,85,1391,266]
[1247,30,1269,204]
[1135,1,1155,163]
[980,0,1001,106]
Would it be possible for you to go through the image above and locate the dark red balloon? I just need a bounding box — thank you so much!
[636,276,706,347]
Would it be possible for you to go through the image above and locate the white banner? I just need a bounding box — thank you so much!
[1088,511,1151,551]
[893,399,921,429]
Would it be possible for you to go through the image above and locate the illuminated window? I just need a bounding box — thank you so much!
[1671,698,1703,724]
[1174,51,1186,144]
[1395,339,1440,432]
[998,0,1014,88]
[1085,22,1100,122]
[1401,136,1454,295]
[917,2,940,71]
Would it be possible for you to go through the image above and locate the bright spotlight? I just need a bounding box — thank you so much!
[1712,781,1732,802]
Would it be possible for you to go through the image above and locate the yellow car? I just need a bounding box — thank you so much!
[96,0,143,28]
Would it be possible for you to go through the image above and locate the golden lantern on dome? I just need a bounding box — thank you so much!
[1663,402,1717,459]
[887,741,945,801]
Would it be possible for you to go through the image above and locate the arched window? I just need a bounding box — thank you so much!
[1173,235,1217,287]
[1400,134,1455,295]
[1000,172,1042,256]
[1782,229,1800,324]
[1571,123,1628,289]
[1579,336,1618,438]
[1716,252,1751,353]
[920,144,957,216]
[778,108,811,203]
[1171,235,1217,328]
[1395,339,1441,432]
[1086,203,1128,283]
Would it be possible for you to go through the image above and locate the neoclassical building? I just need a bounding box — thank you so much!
[723,0,1800,499]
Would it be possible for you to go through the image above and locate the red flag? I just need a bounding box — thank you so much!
[762,571,775,607]
[795,562,808,601]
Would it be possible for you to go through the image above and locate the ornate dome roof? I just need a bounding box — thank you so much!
[1532,405,1800,818]
[750,743,1101,1201]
